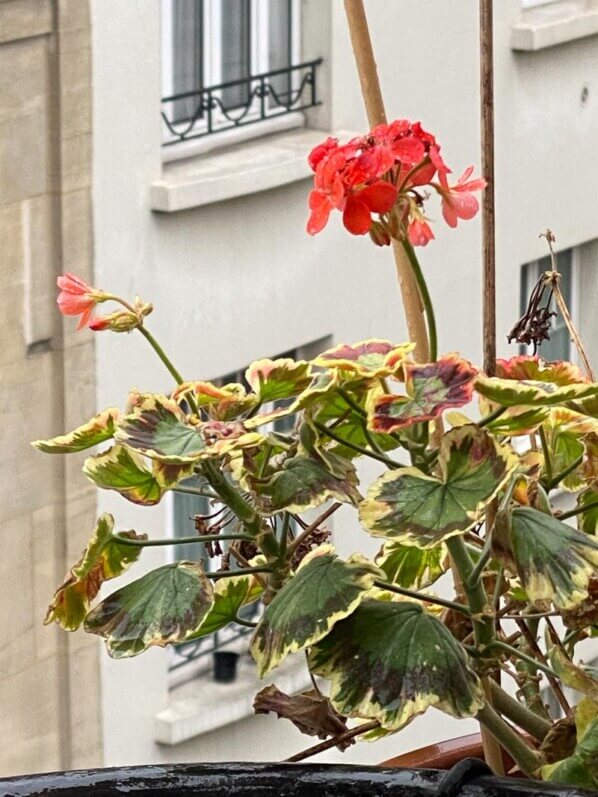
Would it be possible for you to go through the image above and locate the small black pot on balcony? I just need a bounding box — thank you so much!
[213,650,239,683]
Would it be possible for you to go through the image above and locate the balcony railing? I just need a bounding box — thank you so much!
[161,59,322,146]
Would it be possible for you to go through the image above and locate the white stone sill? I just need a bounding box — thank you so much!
[150,128,353,213]
[154,653,311,745]
[511,0,598,51]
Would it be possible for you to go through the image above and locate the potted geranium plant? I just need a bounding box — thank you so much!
[4,3,598,793]
[11,108,596,793]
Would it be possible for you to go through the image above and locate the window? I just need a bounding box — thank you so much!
[161,0,321,151]
[519,248,577,362]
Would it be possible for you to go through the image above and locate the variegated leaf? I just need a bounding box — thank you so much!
[245,370,340,428]
[309,599,483,731]
[497,355,590,385]
[45,514,146,631]
[250,545,380,677]
[313,339,414,379]
[256,452,361,514]
[375,541,445,590]
[367,354,477,433]
[510,507,598,609]
[84,561,214,658]
[32,408,119,453]
[186,570,263,640]
[115,395,206,464]
[542,698,598,789]
[83,444,164,505]
[359,425,518,548]
[172,381,257,420]
[549,647,598,702]
[245,358,313,403]
[475,374,598,408]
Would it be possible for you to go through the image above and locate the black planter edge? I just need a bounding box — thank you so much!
[0,761,593,797]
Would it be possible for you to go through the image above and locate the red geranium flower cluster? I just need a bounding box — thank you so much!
[306,120,485,247]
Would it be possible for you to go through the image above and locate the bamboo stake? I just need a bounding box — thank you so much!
[479,0,505,777]
[343,0,430,362]
[480,0,496,378]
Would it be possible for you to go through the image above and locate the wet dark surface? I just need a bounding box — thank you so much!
[0,763,594,796]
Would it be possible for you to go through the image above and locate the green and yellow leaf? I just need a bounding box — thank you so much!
[115,394,207,464]
[309,599,484,731]
[542,698,598,789]
[245,370,340,428]
[172,381,257,420]
[475,372,598,408]
[367,354,477,433]
[255,452,361,514]
[84,444,164,505]
[313,339,414,379]
[549,646,598,702]
[375,541,445,590]
[186,570,263,640]
[245,358,313,403]
[45,513,146,631]
[510,506,598,609]
[359,425,518,548]
[250,545,380,677]
[32,408,119,453]
[84,561,214,658]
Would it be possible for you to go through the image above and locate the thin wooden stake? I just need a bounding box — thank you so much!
[479,0,505,778]
[343,0,429,362]
[480,0,496,377]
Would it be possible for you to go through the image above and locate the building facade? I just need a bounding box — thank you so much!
[0,0,101,777]
[3,0,598,776]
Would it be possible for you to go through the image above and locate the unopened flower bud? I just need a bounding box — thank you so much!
[89,310,140,333]
[369,220,391,247]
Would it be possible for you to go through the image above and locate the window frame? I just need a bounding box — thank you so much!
[161,0,303,158]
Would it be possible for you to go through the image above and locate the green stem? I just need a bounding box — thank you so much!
[137,326,186,385]
[313,421,399,468]
[402,240,438,362]
[538,426,553,485]
[112,532,254,548]
[201,460,262,537]
[278,512,290,563]
[373,579,471,616]
[560,499,598,521]
[173,485,218,499]
[488,680,551,742]
[338,388,388,456]
[476,703,543,776]
[446,536,494,646]
[489,640,559,679]
[338,388,367,417]
[543,453,583,491]
[205,566,272,580]
[477,406,507,428]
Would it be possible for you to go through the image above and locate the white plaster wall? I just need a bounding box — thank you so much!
[91,0,598,768]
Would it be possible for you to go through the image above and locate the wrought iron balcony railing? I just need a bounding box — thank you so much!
[161,59,322,146]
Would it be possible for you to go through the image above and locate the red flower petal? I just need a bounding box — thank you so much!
[358,182,397,214]
[307,194,332,235]
[343,196,372,235]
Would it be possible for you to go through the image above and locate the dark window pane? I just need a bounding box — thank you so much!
[221,0,251,110]
[171,0,203,123]
[268,0,292,105]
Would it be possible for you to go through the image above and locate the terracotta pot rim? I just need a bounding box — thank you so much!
[380,731,517,773]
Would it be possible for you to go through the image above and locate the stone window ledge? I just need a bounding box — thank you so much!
[154,654,310,745]
[150,128,354,213]
[511,0,598,51]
